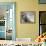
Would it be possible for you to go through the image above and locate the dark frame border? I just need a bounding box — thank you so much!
[39,11,40,36]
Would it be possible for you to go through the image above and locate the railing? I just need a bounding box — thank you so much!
[0,40,43,46]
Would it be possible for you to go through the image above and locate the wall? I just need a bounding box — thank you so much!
[16,0,39,40]
[0,0,46,40]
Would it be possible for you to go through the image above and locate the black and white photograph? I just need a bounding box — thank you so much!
[20,11,36,24]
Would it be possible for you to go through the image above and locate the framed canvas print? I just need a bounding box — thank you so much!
[39,0,46,4]
[20,11,36,24]
[39,11,46,35]
[0,2,16,40]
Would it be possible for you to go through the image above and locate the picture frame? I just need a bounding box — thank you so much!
[39,0,46,4]
[0,2,16,40]
[20,11,36,24]
[39,11,46,35]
